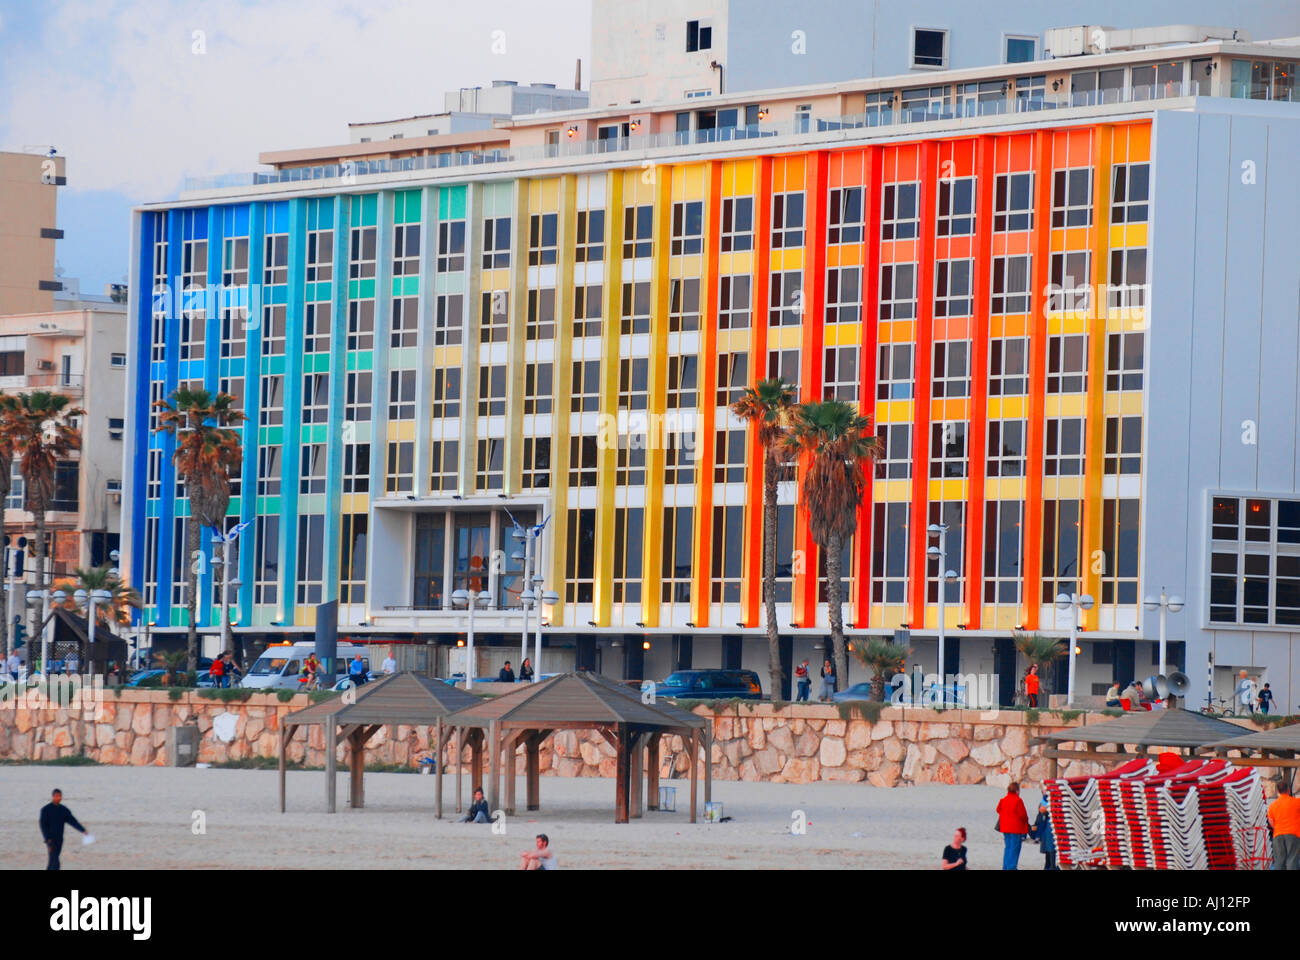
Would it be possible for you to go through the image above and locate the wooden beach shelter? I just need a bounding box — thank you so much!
[1038,709,1247,774]
[279,671,479,816]
[1202,724,1300,786]
[445,671,711,823]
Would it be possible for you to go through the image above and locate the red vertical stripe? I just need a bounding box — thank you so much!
[691,161,724,628]
[855,146,883,626]
[908,141,939,628]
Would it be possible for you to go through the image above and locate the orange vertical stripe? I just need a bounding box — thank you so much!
[854,146,883,626]
[908,141,939,628]
[741,157,774,627]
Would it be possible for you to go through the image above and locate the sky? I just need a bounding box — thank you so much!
[0,0,593,292]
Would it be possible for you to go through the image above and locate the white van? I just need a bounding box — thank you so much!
[240,642,372,690]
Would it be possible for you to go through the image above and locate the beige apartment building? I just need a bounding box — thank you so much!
[0,150,66,316]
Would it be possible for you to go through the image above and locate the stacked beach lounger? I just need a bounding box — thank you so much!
[1046,757,1153,867]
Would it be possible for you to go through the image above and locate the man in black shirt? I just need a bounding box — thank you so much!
[498,661,516,683]
[39,789,87,870]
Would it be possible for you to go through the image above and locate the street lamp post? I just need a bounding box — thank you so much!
[1142,588,1184,676]
[512,528,533,671]
[74,588,113,673]
[451,588,490,689]
[926,523,958,704]
[1055,591,1096,706]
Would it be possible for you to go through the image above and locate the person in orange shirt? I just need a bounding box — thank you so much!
[1025,664,1041,708]
[1268,780,1300,870]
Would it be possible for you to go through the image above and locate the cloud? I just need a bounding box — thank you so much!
[0,0,592,201]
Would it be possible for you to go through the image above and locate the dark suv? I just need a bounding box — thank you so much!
[655,669,763,700]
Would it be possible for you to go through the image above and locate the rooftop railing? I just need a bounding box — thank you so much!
[181,81,1204,194]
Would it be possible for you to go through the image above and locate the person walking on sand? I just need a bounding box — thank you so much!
[1258,682,1274,715]
[1025,664,1041,708]
[1236,670,1258,715]
[794,659,811,702]
[818,658,837,702]
[1268,780,1300,870]
[520,833,557,870]
[39,789,87,871]
[995,782,1030,870]
[1030,792,1057,870]
[940,827,968,870]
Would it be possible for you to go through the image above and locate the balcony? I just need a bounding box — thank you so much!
[0,373,84,396]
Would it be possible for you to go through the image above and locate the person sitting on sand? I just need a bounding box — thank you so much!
[520,833,557,870]
[459,787,491,824]
[941,827,967,870]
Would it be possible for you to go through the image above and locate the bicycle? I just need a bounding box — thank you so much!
[1199,696,1237,718]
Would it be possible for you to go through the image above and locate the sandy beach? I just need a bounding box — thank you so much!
[0,764,1033,870]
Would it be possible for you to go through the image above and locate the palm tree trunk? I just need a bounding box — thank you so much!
[0,466,9,662]
[762,457,783,699]
[826,530,848,683]
[32,507,48,664]
[186,516,200,673]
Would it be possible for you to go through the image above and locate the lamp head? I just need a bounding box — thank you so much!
[451,589,470,607]
[541,590,559,605]
[927,523,943,539]
[943,569,958,582]
[926,545,940,560]
[1143,596,1159,611]
[1078,594,1095,611]
[74,589,88,604]
[1054,592,1071,611]
[51,590,67,603]
[1168,595,1184,613]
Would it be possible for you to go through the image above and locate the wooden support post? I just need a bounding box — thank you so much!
[456,726,464,813]
[436,718,444,819]
[615,724,630,824]
[349,729,365,808]
[629,732,644,819]
[704,728,712,803]
[689,729,698,823]
[470,728,483,802]
[526,733,541,812]
[646,733,660,810]
[505,731,519,815]
[279,725,288,813]
[487,721,500,814]
[325,719,337,814]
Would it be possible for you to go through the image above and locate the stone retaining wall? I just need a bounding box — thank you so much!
[0,689,1265,787]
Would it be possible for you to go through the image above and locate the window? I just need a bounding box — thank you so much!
[669,277,701,332]
[1005,36,1036,64]
[480,290,509,343]
[876,424,911,479]
[934,259,973,317]
[671,201,703,255]
[879,264,916,320]
[1229,60,1272,101]
[771,192,805,249]
[872,502,910,603]
[718,275,751,330]
[1210,496,1300,626]
[901,85,948,119]
[431,366,460,420]
[1106,332,1144,391]
[991,255,1031,314]
[388,369,416,420]
[345,371,372,422]
[827,187,864,245]
[882,183,919,240]
[825,267,860,324]
[263,233,288,285]
[482,217,511,269]
[431,440,459,493]
[343,443,370,494]
[575,209,605,262]
[994,172,1033,231]
[108,416,125,440]
[720,197,753,252]
[1108,248,1148,312]
[574,284,602,338]
[925,502,964,603]
[1041,499,1082,603]
[618,357,649,413]
[716,352,748,406]
[349,226,376,279]
[1051,168,1093,227]
[340,514,367,604]
[877,343,914,400]
[434,293,463,346]
[988,337,1028,396]
[666,355,698,410]
[528,213,558,265]
[620,281,651,335]
[823,345,858,401]
[524,361,552,415]
[936,178,975,236]
[1015,75,1047,111]
[768,271,803,326]
[477,365,507,417]
[931,341,969,398]
[1046,334,1088,393]
[304,301,331,353]
[1104,416,1141,475]
[392,223,420,276]
[254,515,279,606]
[568,436,598,488]
[686,19,712,53]
[299,444,326,495]
[661,506,694,603]
[565,508,597,603]
[347,300,375,350]
[301,372,329,424]
[983,500,1024,603]
[1044,417,1085,476]
[527,288,556,341]
[1048,252,1091,313]
[571,359,601,413]
[1100,498,1140,604]
[710,505,745,603]
[259,375,284,427]
[388,441,415,494]
[929,421,968,478]
[522,437,550,490]
[257,446,281,497]
[1111,163,1150,224]
[616,431,646,486]
[768,348,800,386]
[390,296,418,348]
[623,204,653,259]
[986,420,1025,477]
[260,303,286,357]
[437,219,466,272]
[912,27,948,69]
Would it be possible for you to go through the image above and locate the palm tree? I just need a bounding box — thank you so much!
[153,649,189,687]
[782,400,882,682]
[730,377,796,698]
[1014,630,1068,701]
[52,564,142,627]
[853,637,912,701]
[152,388,246,672]
[0,394,18,660]
[1,392,84,650]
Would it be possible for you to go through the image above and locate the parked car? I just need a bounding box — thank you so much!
[833,679,972,705]
[655,669,763,700]
[239,642,370,690]
[331,671,380,692]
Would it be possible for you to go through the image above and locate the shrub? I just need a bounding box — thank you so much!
[167,688,184,701]
[275,689,297,703]
[836,700,885,724]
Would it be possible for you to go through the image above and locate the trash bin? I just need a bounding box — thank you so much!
[704,801,724,823]
[657,786,677,812]
[167,724,198,767]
